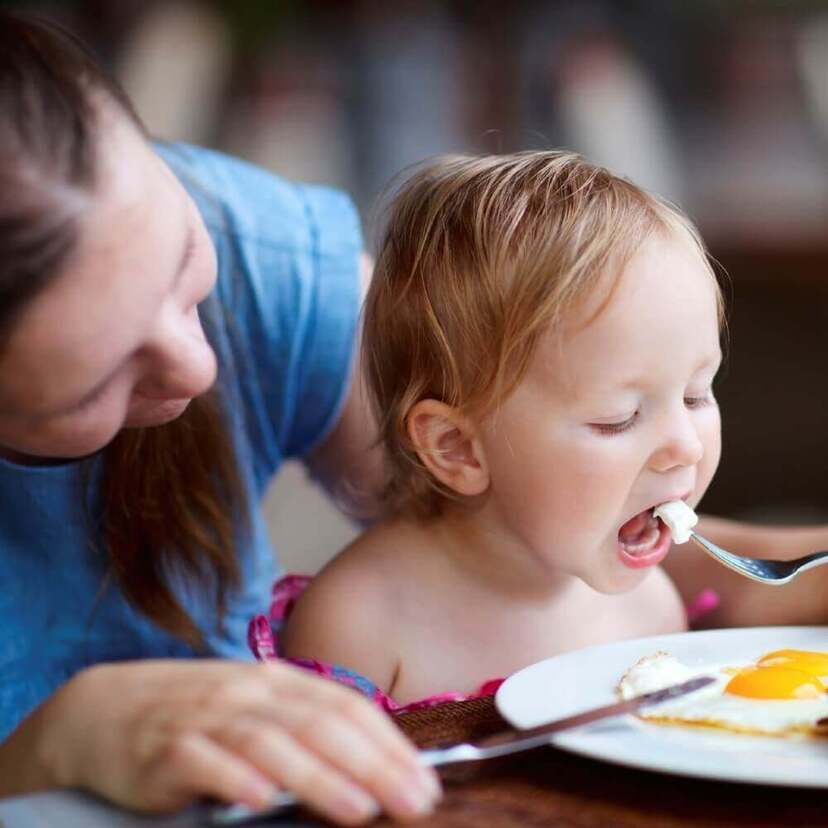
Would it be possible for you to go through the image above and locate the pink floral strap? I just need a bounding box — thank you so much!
[248,574,503,713]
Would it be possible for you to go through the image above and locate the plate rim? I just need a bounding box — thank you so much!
[494,625,828,789]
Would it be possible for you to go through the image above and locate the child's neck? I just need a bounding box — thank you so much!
[419,506,582,605]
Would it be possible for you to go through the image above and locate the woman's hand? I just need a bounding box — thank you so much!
[2,659,440,824]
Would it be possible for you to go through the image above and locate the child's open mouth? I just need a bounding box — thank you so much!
[616,509,672,569]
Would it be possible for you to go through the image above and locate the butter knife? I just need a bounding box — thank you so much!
[210,674,714,825]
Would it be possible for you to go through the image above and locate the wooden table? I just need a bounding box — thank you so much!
[2,695,825,827]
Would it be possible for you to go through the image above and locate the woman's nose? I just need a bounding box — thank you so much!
[134,306,217,401]
[648,412,704,473]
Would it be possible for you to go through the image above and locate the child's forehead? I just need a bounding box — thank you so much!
[527,234,721,392]
[566,228,712,316]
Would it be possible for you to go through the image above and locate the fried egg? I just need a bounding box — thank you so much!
[617,649,828,738]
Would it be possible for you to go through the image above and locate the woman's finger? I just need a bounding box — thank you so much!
[219,719,382,825]
[311,680,440,788]
[139,731,276,814]
[222,703,437,823]
[286,701,438,821]
[264,663,435,777]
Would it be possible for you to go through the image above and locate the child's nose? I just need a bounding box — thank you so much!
[648,414,704,472]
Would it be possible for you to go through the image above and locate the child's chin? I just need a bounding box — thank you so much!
[582,562,652,595]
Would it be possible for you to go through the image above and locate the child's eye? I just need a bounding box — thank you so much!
[590,412,639,435]
[685,391,715,409]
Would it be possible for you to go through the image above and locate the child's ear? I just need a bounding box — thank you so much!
[406,399,489,496]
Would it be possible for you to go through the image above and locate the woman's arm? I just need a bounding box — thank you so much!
[0,697,56,795]
[304,350,384,521]
[304,253,385,521]
[0,659,438,823]
[663,514,828,628]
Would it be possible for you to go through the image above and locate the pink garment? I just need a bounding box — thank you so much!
[248,575,720,713]
[686,587,720,625]
[248,574,504,713]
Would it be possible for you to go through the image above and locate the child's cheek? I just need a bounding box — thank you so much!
[697,410,723,498]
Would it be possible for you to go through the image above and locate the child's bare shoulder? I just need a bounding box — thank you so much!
[298,518,422,607]
[281,518,426,690]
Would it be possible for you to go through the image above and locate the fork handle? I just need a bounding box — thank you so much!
[209,791,299,824]
[793,549,828,573]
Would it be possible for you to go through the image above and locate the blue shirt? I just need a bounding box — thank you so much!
[0,144,362,741]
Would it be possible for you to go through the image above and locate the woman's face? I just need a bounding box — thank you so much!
[0,112,218,461]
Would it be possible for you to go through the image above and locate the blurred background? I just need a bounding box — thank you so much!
[4,0,828,571]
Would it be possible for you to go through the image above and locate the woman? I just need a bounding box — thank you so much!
[0,12,438,824]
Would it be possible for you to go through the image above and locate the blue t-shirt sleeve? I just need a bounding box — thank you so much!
[272,185,363,459]
[157,144,363,482]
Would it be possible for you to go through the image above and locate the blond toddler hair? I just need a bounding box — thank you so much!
[363,151,721,517]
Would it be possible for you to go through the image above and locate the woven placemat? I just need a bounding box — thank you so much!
[365,695,828,828]
[393,696,506,748]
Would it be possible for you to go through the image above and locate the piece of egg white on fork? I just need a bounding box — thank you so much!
[653,500,698,544]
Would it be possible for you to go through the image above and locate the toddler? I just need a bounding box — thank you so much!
[250,151,725,710]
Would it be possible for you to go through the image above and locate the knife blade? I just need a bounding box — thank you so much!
[210,674,714,825]
[422,674,716,765]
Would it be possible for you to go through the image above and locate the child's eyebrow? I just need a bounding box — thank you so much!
[593,353,723,395]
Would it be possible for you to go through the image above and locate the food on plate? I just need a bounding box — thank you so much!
[617,649,828,738]
[653,500,698,544]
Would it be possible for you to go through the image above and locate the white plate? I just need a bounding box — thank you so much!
[495,626,828,788]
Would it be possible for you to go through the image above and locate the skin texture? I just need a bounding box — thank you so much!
[0,111,438,823]
[287,227,828,706]
[0,115,216,459]
[467,232,722,597]
[284,230,725,703]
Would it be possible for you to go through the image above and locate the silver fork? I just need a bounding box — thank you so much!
[689,531,828,585]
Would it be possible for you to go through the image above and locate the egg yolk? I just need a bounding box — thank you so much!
[756,649,828,680]
[725,665,825,700]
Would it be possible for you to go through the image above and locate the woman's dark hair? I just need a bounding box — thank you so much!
[0,11,246,647]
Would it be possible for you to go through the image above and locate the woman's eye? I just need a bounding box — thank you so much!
[590,412,639,435]
[65,384,108,416]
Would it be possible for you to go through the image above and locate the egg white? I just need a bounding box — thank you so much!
[618,652,828,738]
